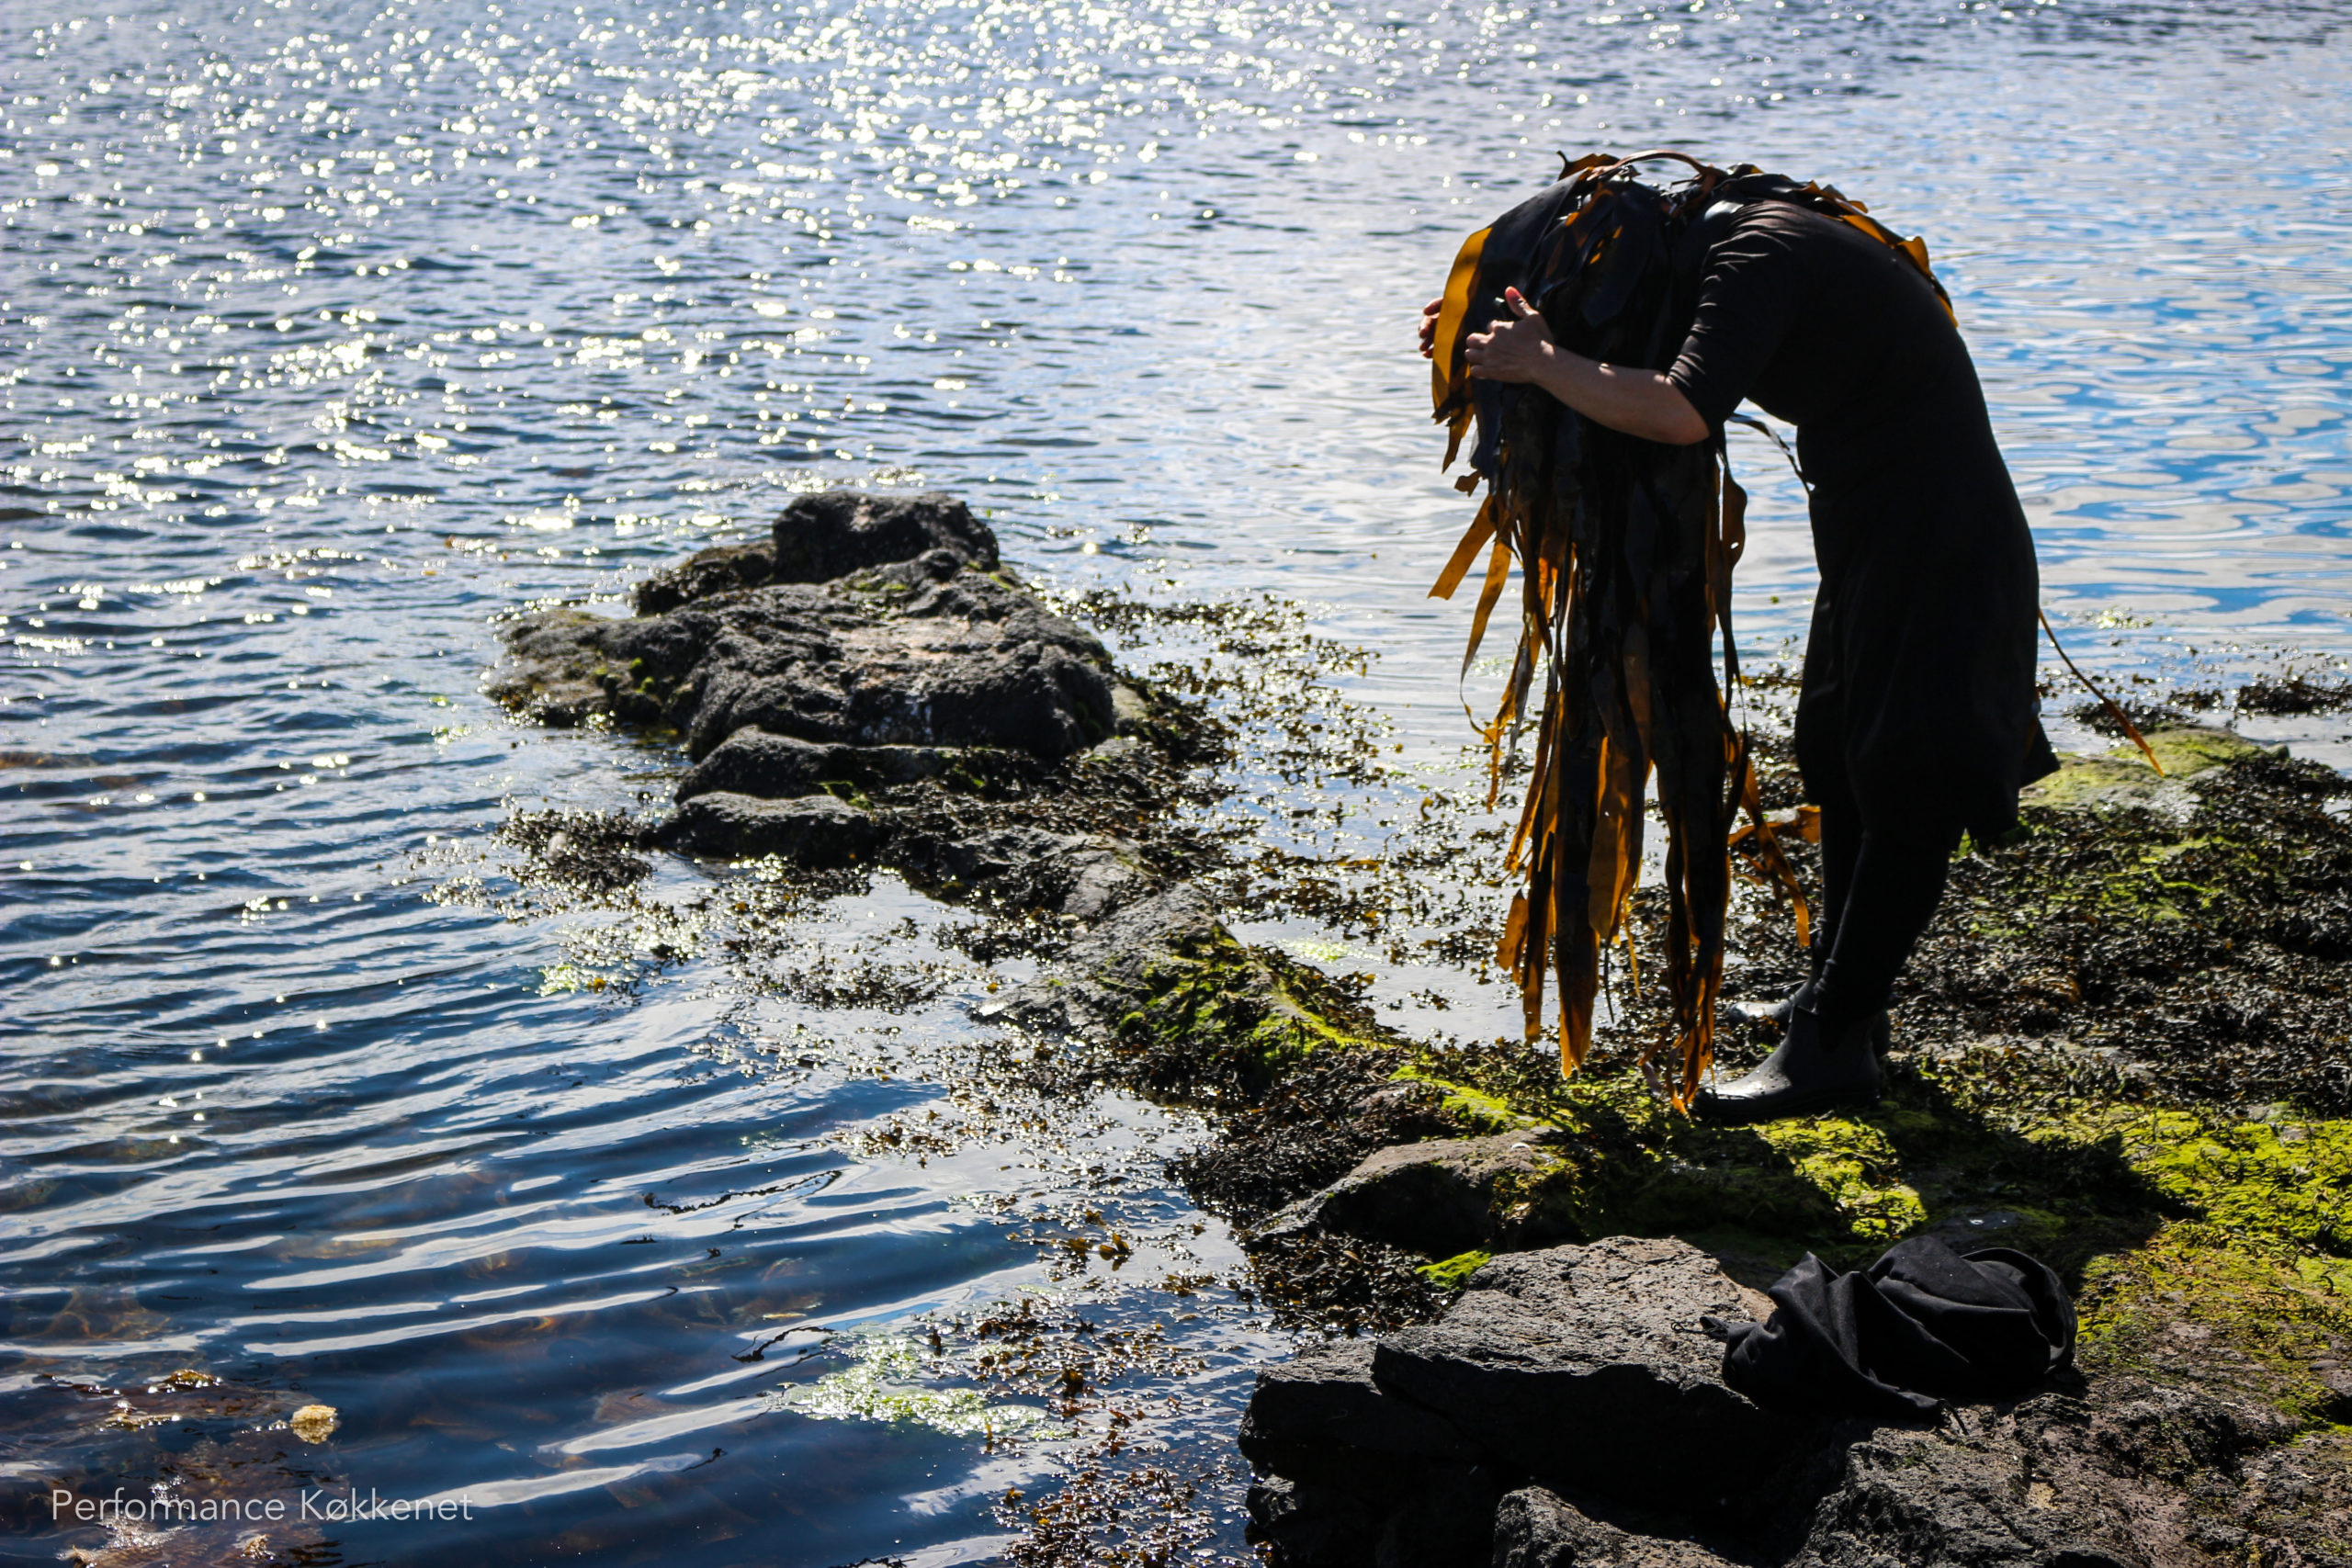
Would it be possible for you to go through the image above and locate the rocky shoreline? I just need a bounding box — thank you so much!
[492,491,2352,1568]
[492,490,1217,915]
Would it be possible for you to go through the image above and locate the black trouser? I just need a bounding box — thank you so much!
[1795,647,1962,1035]
[1803,750,1962,1035]
[1811,794,1960,1033]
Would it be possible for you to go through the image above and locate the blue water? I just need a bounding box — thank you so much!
[6,0,2351,1561]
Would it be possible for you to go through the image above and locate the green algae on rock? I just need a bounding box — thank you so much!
[2019,723,2271,812]
[1111,722,2351,1358]
[1415,1249,1493,1292]
[1109,924,1401,1100]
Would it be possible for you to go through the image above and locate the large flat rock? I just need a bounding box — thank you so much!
[1240,1236,2184,1568]
[1238,1337,1481,1489]
[1794,1416,2137,1568]
[1371,1236,1814,1511]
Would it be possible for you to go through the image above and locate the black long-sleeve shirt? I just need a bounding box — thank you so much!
[1666,202,2054,838]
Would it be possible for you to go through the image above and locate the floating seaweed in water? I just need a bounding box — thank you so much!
[1428,151,1952,1105]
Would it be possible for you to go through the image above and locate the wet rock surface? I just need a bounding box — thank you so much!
[493,491,1114,757]
[492,490,1212,916]
[653,789,882,867]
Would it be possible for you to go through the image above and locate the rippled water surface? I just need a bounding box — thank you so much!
[6,0,2351,1562]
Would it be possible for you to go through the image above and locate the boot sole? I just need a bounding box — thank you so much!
[1690,1081,1881,1126]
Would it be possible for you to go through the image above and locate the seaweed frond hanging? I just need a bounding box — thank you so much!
[1427,152,1944,1107]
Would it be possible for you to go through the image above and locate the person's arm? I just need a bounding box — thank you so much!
[1451,288,1708,446]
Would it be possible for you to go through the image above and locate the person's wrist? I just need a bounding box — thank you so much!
[1531,340,1564,390]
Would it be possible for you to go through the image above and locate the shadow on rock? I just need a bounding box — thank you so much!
[1238,1235,2213,1568]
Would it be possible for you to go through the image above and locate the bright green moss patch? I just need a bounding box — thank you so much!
[2098,1109,2352,1256]
[1753,1117,1928,1244]
[1367,1032,2352,1296]
[2020,725,2267,811]
[1417,1249,1493,1292]
[1110,924,1398,1099]
[1376,1058,1936,1259]
[1386,1065,1523,1134]
[2077,1224,2352,1427]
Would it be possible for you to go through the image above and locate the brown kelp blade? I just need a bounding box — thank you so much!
[1428,501,1497,602]
[1431,224,1490,447]
[1458,538,1514,678]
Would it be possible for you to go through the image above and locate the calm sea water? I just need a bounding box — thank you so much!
[5,0,2350,1562]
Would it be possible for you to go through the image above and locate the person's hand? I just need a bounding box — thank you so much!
[1463,288,1554,383]
[1418,297,1443,358]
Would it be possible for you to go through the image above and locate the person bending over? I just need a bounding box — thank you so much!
[1416,197,2054,1123]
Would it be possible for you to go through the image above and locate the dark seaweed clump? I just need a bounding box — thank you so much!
[2067,695,2197,738]
[2235,674,2352,716]
[1167,1055,1457,1227]
[1906,750,2352,1114]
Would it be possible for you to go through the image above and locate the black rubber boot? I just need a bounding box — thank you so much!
[1727,943,1827,1027]
[1692,1006,1884,1124]
[1729,973,1819,1027]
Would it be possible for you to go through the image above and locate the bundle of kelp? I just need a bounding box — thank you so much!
[1427,151,1949,1106]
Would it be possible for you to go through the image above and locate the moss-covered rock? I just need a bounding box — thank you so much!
[1045,725,2350,1530]
[2020,723,2271,811]
[1106,921,1400,1101]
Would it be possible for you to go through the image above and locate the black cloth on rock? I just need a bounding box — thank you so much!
[1666,202,2057,843]
[1703,1236,2076,1422]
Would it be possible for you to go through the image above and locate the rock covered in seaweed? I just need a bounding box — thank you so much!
[489,490,1191,905]
[654,791,882,866]
[629,490,1001,615]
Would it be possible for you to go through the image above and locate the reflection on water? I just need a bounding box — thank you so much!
[5,0,2350,1560]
